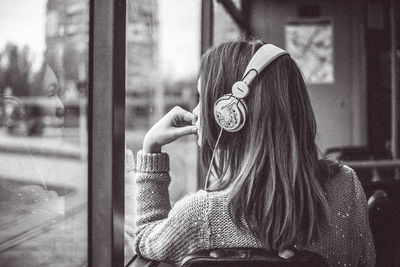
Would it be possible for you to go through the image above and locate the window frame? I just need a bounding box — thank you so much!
[89,0,126,266]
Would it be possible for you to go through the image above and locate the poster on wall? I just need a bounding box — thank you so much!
[285,19,334,84]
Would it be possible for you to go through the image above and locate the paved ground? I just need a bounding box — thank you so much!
[0,129,198,266]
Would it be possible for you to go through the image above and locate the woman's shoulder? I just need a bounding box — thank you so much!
[318,158,357,185]
[327,164,358,185]
[323,163,366,203]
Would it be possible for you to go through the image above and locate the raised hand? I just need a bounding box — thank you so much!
[142,106,197,153]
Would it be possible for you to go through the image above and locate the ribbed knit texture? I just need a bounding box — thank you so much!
[131,150,375,266]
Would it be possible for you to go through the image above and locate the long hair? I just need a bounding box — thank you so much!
[199,40,340,252]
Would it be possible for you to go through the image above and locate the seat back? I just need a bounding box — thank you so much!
[366,182,400,267]
[181,248,328,267]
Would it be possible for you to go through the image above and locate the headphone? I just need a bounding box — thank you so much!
[213,44,288,132]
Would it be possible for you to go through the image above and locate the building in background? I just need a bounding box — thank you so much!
[126,0,158,98]
[45,0,89,99]
[126,0,159,128]
[45,0,161,128]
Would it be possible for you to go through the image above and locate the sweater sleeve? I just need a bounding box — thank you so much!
[134,150,210,264]
[349,169,376,267]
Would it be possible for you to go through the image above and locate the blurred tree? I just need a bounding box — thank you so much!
[0,43,35,96]
[30,63,47,96]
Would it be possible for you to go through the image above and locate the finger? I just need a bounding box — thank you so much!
[278,249,294,259]
[171,106,194,125]
[170,125,198,138]
[177,109,194,123]
[182,111,195,123]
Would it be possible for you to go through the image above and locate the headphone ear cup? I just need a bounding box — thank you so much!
[214,94,247,132]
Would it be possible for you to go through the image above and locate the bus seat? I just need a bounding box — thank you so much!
[367,185,400,267]
[181,248,328,267]
[126,248,328,267]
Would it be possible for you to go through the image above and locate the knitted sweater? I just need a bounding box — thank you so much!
[131,150,375,266]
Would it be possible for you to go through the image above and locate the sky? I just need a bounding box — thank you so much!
[158,0,201,81]
[0,0,200,80]
[0,0,47,69]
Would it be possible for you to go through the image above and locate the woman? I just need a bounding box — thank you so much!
[131,40,375,266]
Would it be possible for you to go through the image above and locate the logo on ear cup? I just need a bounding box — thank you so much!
[214,95,247,132]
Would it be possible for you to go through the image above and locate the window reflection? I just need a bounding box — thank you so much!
[0,0,88,266]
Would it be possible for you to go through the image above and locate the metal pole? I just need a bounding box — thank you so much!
[390,0,399,179]
[89,0,126,265]
[201,0,214,55]
[199,0,214,188]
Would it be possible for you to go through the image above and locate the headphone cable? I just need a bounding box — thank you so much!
[204,127,223,190]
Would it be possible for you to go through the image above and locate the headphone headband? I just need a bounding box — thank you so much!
[242,44,288,86]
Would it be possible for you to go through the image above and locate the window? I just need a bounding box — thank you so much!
[124,0,201,263]
[0,0,88,266]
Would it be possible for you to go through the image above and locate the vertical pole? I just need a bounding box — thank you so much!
[199,0,214,188]
[201,0,214,55]
[89,0,126,265]
[390,0,399,179]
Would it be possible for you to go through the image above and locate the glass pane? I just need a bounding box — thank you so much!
[0,0,88,266]
[213,0,242,44]
[124,0,201,263]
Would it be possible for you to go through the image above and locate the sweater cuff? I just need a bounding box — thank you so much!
[136,150,170,173]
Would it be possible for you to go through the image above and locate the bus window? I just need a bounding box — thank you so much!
[124,0,201,263]
[0,1,88,266]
